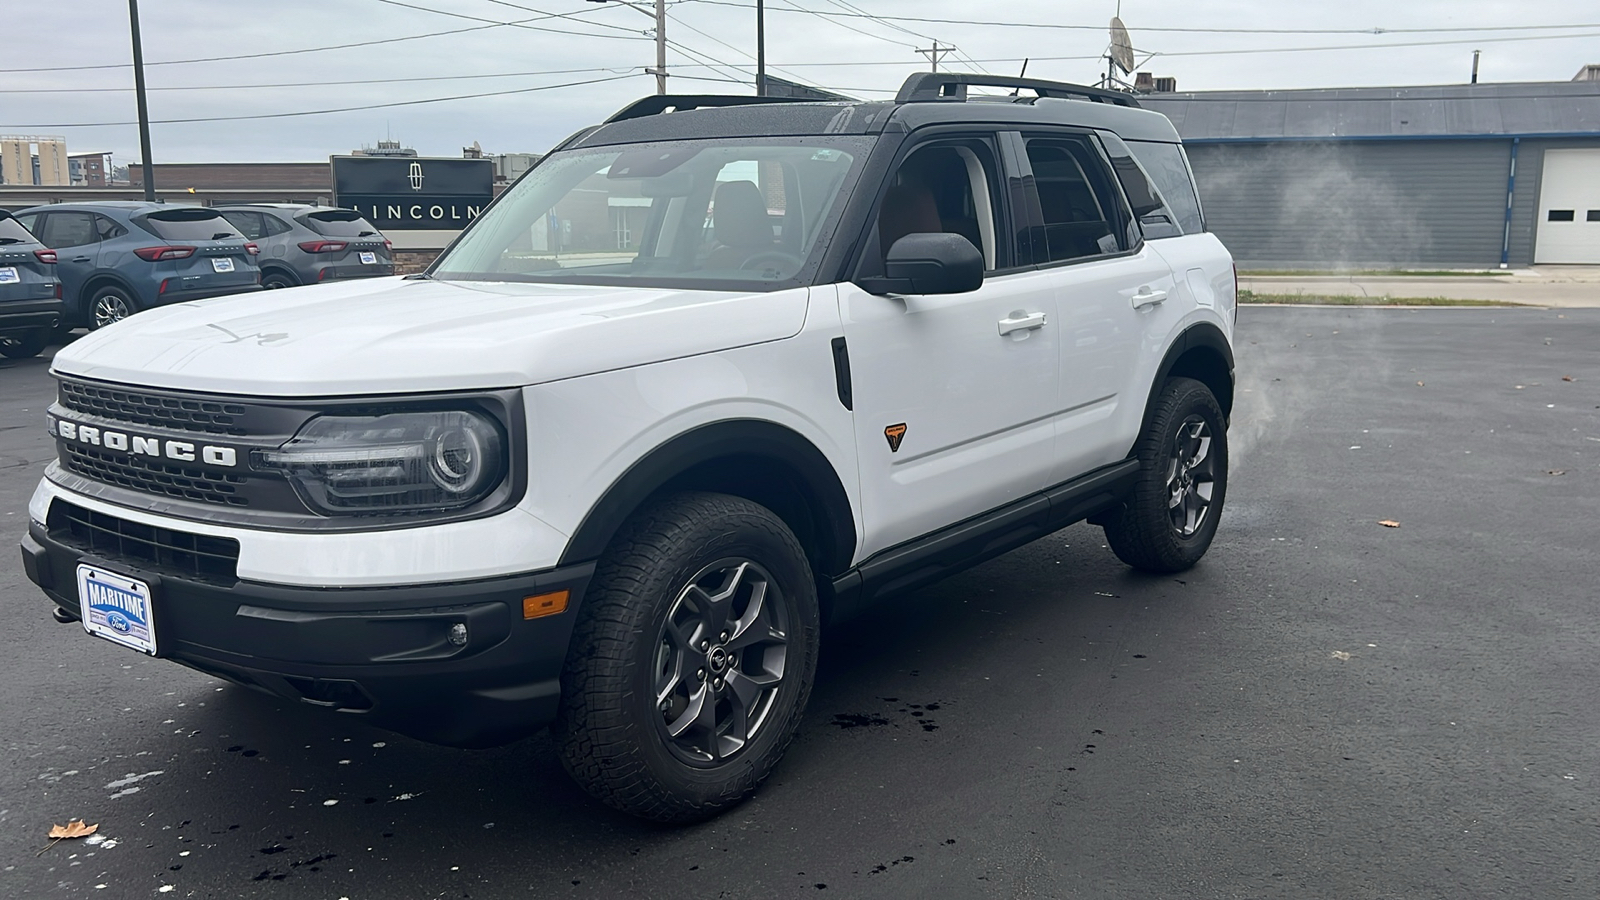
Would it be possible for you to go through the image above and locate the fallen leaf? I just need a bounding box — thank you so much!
[1330,651,1352,661]
[1562,375,1575,382]
[1416,381,1425,387]
[1547,470,1567,476]
[47,820,98,840]
[1379,520,1400,528]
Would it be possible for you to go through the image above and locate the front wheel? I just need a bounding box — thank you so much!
[1103,377,1229,573]
[554,492,819,823]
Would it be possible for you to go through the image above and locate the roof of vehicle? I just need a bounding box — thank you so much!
[12,200,213,215]
[569,73,1184,151]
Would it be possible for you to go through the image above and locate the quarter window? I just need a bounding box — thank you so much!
[1127,140,1205,235]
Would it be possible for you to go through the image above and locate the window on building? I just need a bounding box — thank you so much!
[1548,210,1576,222]
[1587,210,1600,222]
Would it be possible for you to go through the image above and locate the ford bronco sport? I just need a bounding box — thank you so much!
[21,74,1235,822]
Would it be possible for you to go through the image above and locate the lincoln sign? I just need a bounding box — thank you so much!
[330,156,494,231]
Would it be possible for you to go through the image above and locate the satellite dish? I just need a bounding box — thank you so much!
[1109,17,1135,75]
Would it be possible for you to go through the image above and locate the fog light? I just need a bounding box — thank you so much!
[447,622,468,646]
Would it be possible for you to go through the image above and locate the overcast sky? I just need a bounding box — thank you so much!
[3,0,1597,164]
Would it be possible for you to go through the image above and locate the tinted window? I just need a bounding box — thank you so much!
[1548,210,1576,222]
[1127,140,1204,235]
[13,213,40,235]
[304,211,381,237]
[0,216,36,244]
[140,210,243,241]
[1099,133,1180,240]
[262,214,294,237]
[95,216,127,241]
[220,211,266,240]
[875,140,1005,272]
[40,212,100,248]
[1023,138,1129,263]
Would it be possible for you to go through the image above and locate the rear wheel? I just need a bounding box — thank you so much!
[554,492,819,823]
[0,328,50,359]
[1103,377,1229,573]
[90,285,137,329]
[261,270,297,290]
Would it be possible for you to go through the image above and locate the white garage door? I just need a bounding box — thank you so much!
[1535,148,1600,264]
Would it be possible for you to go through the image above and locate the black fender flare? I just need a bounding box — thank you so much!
[1141,321,1236,427]
[557,420,858,575]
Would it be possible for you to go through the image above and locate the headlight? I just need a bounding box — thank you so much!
[255,410,506,516]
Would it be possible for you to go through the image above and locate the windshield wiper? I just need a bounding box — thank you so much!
[211,232,234,240]
[0,238,20,245]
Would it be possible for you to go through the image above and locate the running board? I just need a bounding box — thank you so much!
[829,458,1139,624]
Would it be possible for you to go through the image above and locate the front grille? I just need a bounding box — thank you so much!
[49,500,240,585]
[59,379,248,436]
[62,444,248,507]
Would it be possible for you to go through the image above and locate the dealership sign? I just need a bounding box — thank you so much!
[330,156,494,231]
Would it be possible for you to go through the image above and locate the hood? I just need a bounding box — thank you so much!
[52,277,810,396]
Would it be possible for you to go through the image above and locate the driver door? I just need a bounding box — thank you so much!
[838,135,1062,559]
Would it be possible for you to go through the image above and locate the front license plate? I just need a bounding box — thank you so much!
[359,251,377,265]
[0,266,18,284]
[212,257,235,273]
[77,564,158,655]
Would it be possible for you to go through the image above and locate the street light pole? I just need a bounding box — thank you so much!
[127,0,156,200]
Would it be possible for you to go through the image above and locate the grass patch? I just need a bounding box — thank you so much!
[1238,290,1526,307]
[1238,269,1511,278]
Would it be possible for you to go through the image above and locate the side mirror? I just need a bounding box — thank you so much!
[856,233,984,295]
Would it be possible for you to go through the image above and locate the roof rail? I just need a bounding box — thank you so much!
[604,94,816,124]
[895,73,1141,108]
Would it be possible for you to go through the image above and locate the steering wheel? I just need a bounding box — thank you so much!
[739,250,805,276]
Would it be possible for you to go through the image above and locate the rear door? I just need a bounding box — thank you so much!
[1010,130,1181,478]
[838,133,1062,558]
[34,211,103,317]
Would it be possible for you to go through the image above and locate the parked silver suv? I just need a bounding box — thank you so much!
[218,204,394,289]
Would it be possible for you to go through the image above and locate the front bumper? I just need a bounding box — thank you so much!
[0,298,65,335]
[22,519,592,748]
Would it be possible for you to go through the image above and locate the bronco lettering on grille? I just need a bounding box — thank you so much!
[49,416,240,468]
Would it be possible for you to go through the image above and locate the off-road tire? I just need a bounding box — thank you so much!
[0,328,50,359]
[1104,376,1228,573]
[553,491,820,823]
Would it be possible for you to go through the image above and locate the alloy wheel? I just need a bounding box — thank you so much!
[1166,415,1216,537]
[652,559,789,767]
[94,293,132,328]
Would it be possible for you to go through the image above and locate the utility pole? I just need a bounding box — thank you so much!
[756,0,766,96]
[589,0,666,94]
[653,0,667,95]
[917,41,953,73]
[127,0,155,200]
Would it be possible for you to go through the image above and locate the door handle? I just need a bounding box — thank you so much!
[1132,287,1168,310]
[998,310,1047,336]
[72,256,92,263]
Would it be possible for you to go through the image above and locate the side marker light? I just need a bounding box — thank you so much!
[523,590,570,620]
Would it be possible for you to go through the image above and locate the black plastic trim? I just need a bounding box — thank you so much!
[558,420,857,577]
[605,94,814,123]
[896,73,1142,107]
[1141,322,1237,428]
[829,458,1139,623]
[830,337,853,411]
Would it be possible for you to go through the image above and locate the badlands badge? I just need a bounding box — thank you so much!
[884,423,907,453]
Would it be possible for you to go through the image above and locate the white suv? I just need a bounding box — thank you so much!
[22,74,1236,822]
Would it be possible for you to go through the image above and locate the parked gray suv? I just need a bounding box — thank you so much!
[218,205,394,289]
[0,210,64,359]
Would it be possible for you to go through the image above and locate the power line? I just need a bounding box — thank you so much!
[683,2,1600,35]
[10,73,643,129]
[667,7,817,86]
[0,5,627,74]
[368,0,648,40]
[0,66,638,94]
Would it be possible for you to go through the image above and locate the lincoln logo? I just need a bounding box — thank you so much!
[49,416,239,468]
[408,161,425,191]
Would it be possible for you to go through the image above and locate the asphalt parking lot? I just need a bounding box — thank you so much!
[2,306,1597,899]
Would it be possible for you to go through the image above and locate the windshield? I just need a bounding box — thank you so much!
[433,136,872,290]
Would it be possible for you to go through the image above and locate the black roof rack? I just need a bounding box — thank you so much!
[604,94,817,124]
[894,73,1141,108]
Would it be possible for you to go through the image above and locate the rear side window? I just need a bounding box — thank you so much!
[1022,136,1131,264]
[0,216,36,244]
[220,211,266,240]
[140,209,243,241]
[304,210,380,237]
[1126,140,1204,236]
